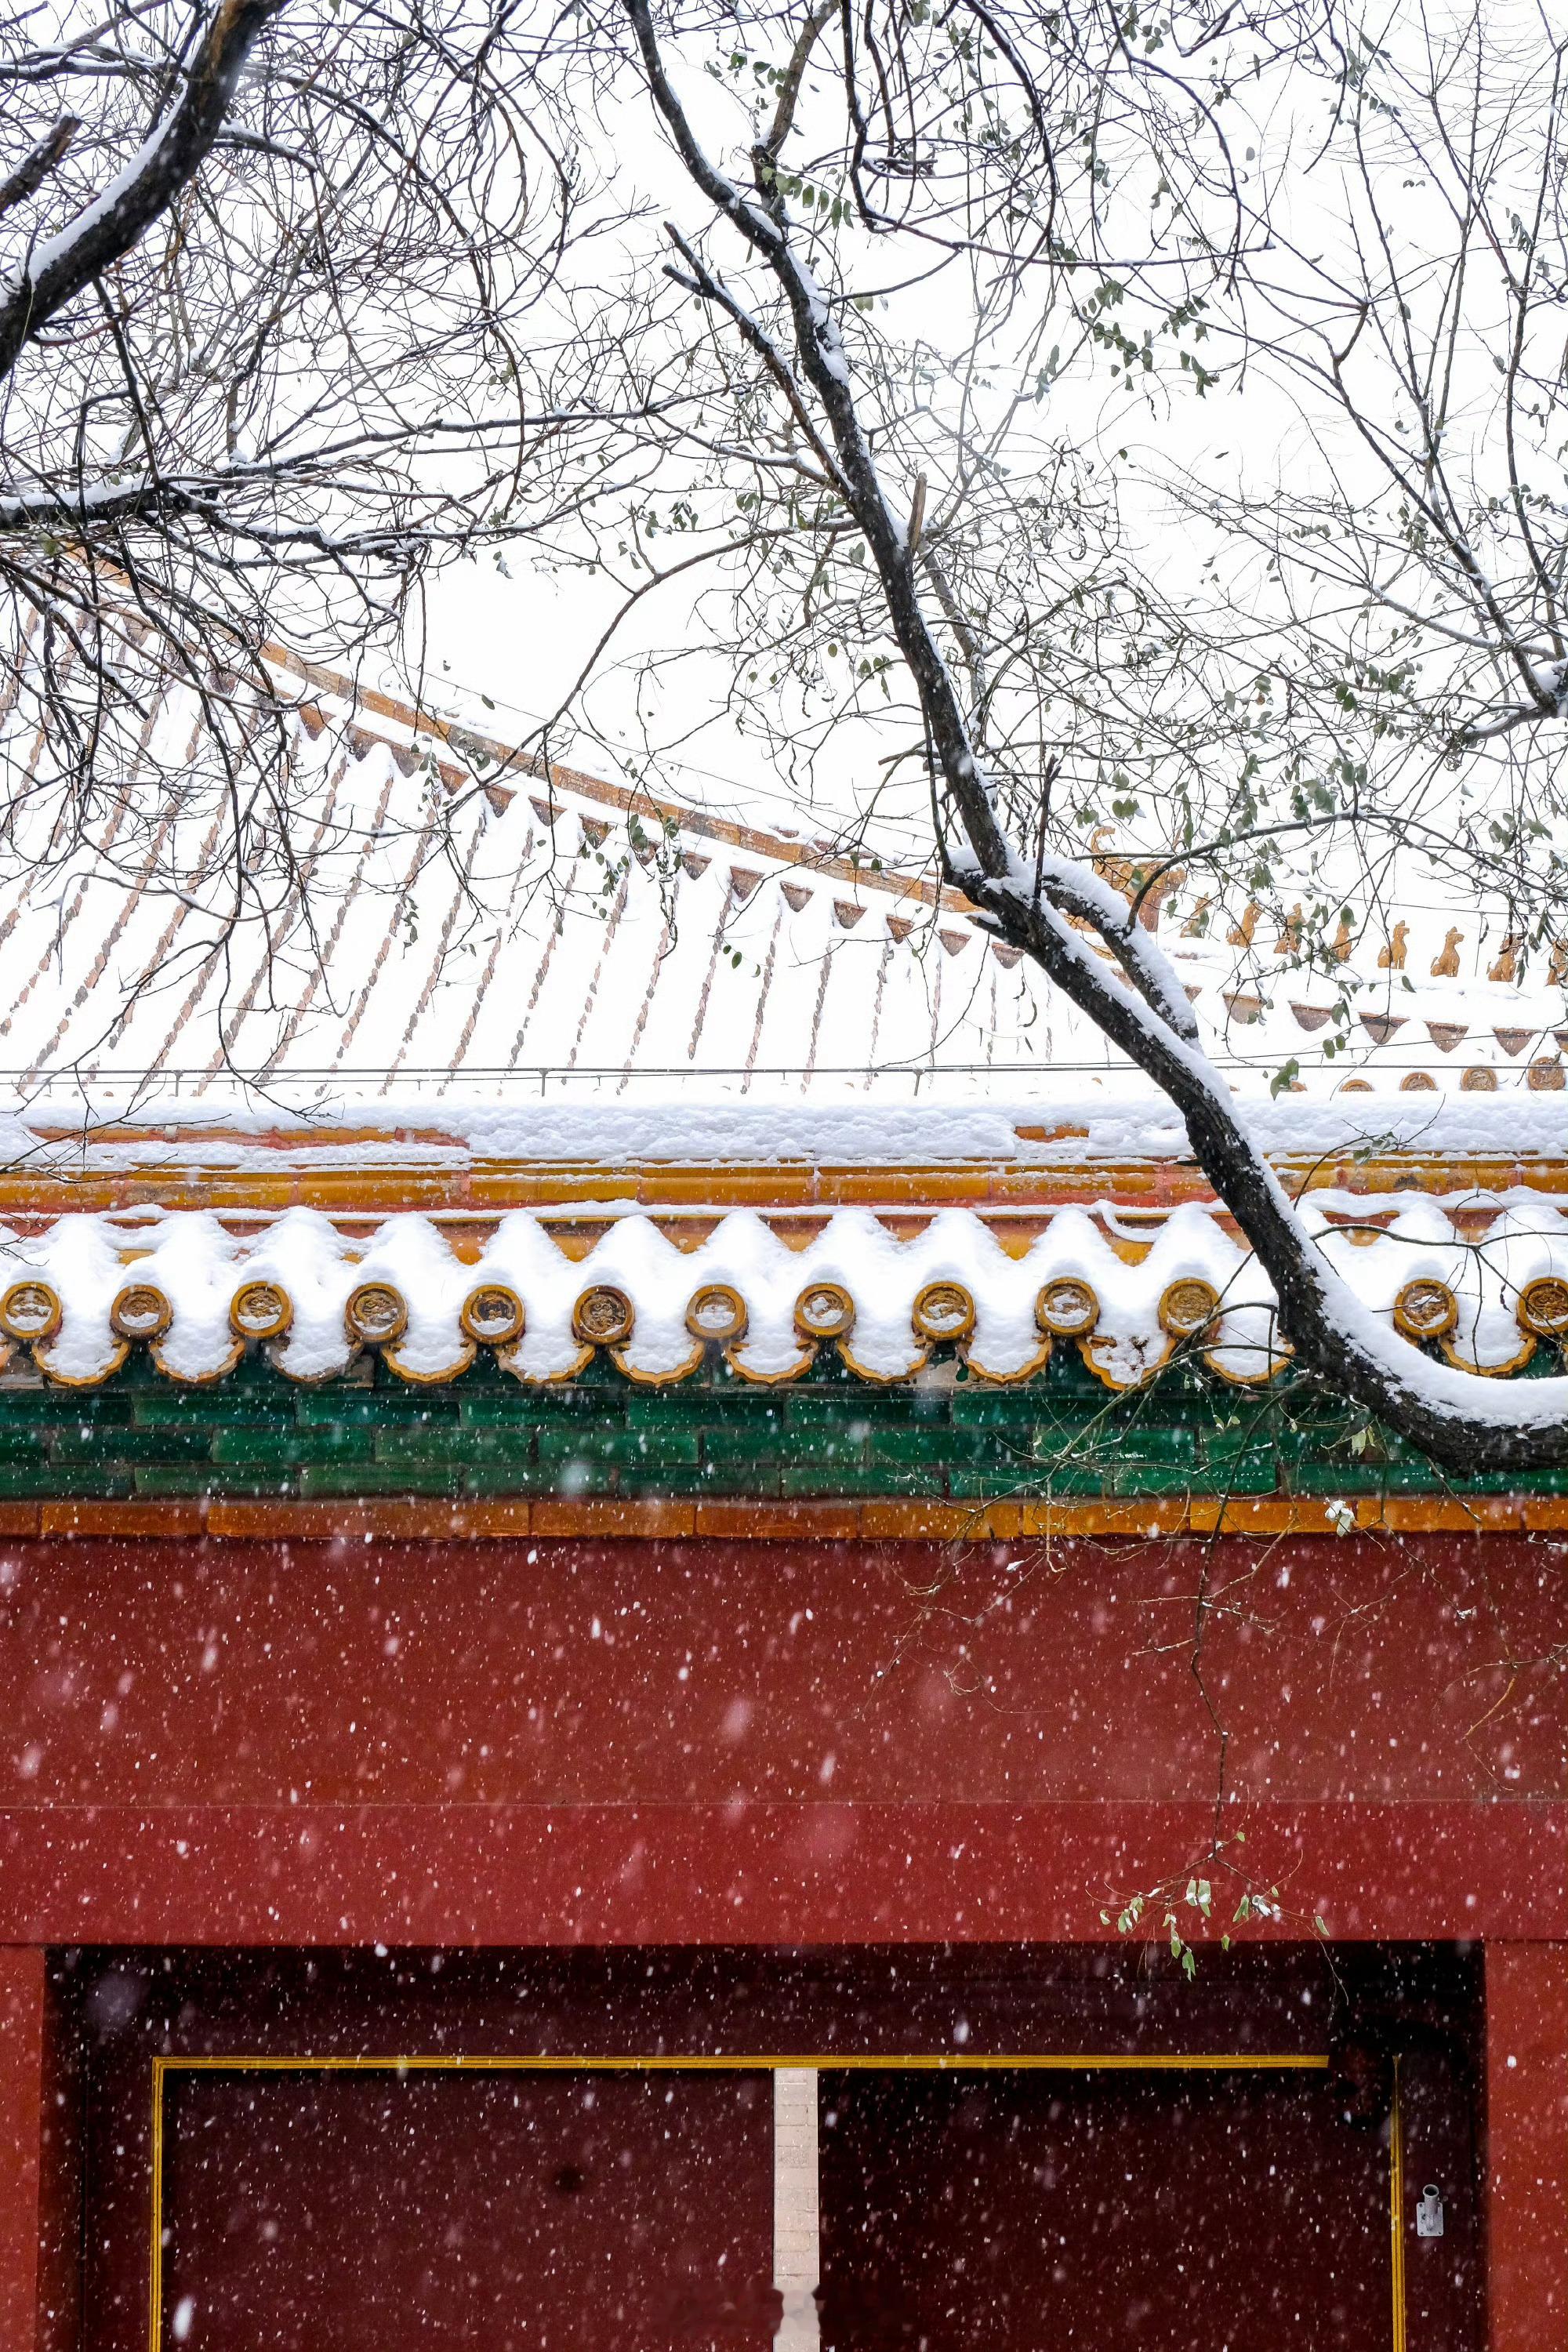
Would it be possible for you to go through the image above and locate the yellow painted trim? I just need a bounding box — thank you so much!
[158,2051,1332,2074]
[836,1338,930,1385]
[263,1347,364,1388]
[497,1339,594,1385]
[1081,1333,1176,1391]
[610,1341,707,1387]
[150,1340,245,1386]
[156,2051,1326,2070]
[13,1491,1563,1542]
[149,2047,1330,2352]
[149,2056,165,2352]
[1440,1334,1537,1379]
[32,1338,130,1388]
[1203,1344,1293,1387]
[382,1338,478,1386]
[725,1342,819,1386]
[961,1338,1053,1386]
[1391,2054,1406,2352]
[8,1150,1568,1222]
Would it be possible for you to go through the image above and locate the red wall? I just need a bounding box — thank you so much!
[0,1955,44,2352]
[1486,1945,1568,2352]
[0,1532,1562,1944]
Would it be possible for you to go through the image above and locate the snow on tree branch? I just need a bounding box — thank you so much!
[0,0,285,381]
[622,0,1568,1473]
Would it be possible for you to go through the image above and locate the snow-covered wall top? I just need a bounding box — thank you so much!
[2,1196,1564,1390]
[2,1093,1568,1182]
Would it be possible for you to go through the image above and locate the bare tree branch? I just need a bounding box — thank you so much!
[0,0,286,380]
[0,117,81,224]
[620,0,1568,1473]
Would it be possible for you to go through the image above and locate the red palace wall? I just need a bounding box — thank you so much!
[0,1531,1563,1945]
[0,1529,1566,2352]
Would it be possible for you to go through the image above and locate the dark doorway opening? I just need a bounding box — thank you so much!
[63,1943,1482,2352]
[158,2066,775,2352]
[820,2063,1392,2352]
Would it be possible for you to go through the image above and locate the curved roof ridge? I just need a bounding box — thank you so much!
[262,641,967,915]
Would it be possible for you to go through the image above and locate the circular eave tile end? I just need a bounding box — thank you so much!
[1036,1277,1098,1338]
[1519,1276,1568,1338]
[913,1281,975,1343]
[573,1285,635,1347]
[1392,1278,1458,1341]
[0,1279,61,1342]
[111,1282,172,1341]
[230,1280,292,1341]
[1159,1278,1221,1339]
[460,1283,526,1346]
[686,1284,747,1343]
[345,1282,408,1345]
[794,1282,855,1340]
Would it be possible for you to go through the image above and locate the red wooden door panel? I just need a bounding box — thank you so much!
[818,2067,1392,2352]
[157,2068,775,2352]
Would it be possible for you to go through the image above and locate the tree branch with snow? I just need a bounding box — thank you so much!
[0,0,285,381]
[621,0,1568,1473]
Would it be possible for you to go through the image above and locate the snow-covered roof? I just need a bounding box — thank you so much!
[2,1192,1564,1390]
[2,647,1564,1116]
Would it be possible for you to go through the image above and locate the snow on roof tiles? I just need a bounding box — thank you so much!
[1,647,1563,1112]
[1,1193,1564,1391]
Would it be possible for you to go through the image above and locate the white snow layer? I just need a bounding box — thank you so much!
[1,1194,1565,1389]
[2,1091,1568,1175]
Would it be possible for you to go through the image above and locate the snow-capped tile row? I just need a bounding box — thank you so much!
[1,1197,1565,1391]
